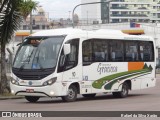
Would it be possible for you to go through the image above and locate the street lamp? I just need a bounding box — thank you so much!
[69,11,71,19]
[72,0,111,28]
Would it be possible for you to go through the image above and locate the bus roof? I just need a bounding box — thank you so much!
[30,28,153,41]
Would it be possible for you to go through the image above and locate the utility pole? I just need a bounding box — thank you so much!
[30,11,33,34]
[87,11,88,26]
[69,11,71,19]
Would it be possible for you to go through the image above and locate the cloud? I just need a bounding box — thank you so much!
[35,0,81,18]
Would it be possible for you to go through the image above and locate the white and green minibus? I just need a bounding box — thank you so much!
[10,28,156,102]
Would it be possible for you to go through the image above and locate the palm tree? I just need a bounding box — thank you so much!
[0,0,22,94]
[0,0,39,95]
[19,0,38,33]
[19,0,38,20]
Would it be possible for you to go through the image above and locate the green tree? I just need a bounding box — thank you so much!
[143,63,148,69]
[0,0,39,95]
[19,0,38,21]
[0,0,22,94]
[149,65,153,71]
[19,0,38,33]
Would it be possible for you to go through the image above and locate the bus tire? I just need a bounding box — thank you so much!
[61,85,77,102]
[112,82,129,98]
[25,96,40,103]
[82,94,96,98]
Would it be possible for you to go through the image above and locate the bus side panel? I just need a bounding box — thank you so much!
[83,62,155,93]
[83,62,128,93]
[140,62,156,89]
[62,64,82,92]
[130,78,141,90]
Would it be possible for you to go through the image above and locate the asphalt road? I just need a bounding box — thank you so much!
[1,75,160,120]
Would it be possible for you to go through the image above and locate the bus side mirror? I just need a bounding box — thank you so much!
[156,58,160,69]
[64,44,71,55]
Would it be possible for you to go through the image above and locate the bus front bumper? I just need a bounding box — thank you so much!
[10,82,67,97]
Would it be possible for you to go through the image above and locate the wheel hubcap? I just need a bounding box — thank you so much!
[68,89,75,99]
[122,86,127,95]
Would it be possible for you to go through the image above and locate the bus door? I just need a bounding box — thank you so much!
[58,39,82,92]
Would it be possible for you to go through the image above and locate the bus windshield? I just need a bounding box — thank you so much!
[13,36,65,70]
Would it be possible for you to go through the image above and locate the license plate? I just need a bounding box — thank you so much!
[26,89,34,93]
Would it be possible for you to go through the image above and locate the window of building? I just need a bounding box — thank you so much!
[153,13,156,16]
[32,19,35,25]
[32,25,40,30]
[23,25,27,30]
[42,25,45,29]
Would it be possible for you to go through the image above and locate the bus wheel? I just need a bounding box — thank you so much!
[112,82,129,98]
[61,85,77,102]
[82,94,96,98]
[25,96,40,103]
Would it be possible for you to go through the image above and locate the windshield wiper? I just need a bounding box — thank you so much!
[39,62,44,71]
[31,48,45,71]
[36,52,45,71]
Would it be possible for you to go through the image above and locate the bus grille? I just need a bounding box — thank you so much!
[12,68,54,80]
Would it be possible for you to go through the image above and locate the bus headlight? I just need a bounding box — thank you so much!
[43,77,57,86]
[11,78,19,85]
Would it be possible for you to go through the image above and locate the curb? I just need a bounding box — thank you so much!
[0,96,24,100]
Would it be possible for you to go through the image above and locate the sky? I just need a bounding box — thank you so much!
[35,0,81,19]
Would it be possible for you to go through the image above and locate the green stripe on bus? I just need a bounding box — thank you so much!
[92,69,151,89]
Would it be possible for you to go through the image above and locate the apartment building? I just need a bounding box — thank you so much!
[81,0,160,24]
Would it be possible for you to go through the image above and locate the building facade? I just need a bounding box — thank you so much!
[81,0,160,24]
[20,6,50,30]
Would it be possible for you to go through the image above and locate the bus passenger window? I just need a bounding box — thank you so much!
[110,41,124,61]
[125,42,138,61]
[82,40,93,65]
[139,42,154,61]
[82,39,108,65]
[92,40,108,62]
